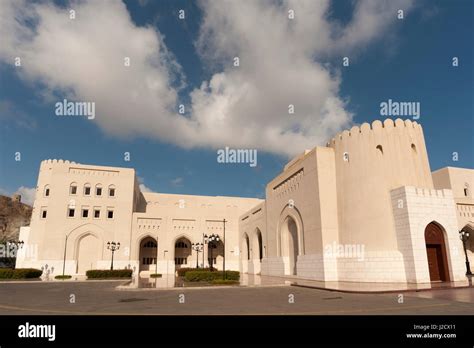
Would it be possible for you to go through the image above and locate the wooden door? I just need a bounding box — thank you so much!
[426,245,441,281]
[424,223,450,282]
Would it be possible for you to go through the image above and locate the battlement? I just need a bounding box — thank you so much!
[41,159,77,165]
[391,186,453,199]
[326,118,420,147]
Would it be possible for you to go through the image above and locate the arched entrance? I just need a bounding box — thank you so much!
[252,228,263,262]
[139,237,157,272]
[280,216,299,275]
[424,222,450,282]
[76,233,99,274]
[208,240,224,270]
[241,233,250,273]
[174,237,191,268]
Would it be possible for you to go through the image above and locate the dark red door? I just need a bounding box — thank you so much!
[425,223,450,282]
[426,245,441,281]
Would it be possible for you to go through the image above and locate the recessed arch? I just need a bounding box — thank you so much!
[174,236,191,268]
[139,236,158,272]
[251,228,263,261]
[424,221,450,282]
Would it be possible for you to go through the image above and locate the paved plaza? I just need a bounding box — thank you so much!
[0,281,472,315]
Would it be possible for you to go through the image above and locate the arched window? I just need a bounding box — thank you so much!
[83,183,91,196]
[376,145,383,155]
[44,185,50,197]
[95,184,102,196]
[411,143,417,154]
[464,183,470,197]
[175,241,188,248]
[144,241,157,248]
[70,182,77,195]
[108,185,116,197]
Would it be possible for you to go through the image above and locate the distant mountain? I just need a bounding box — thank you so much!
[0,195,32,242]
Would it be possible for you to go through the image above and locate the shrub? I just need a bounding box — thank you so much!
[55,275,72,280]
[211,279,239,285]
[177,267,211,277]
[184,270,240,282]
[86,269,132,279]
[0,268,42,279]
[150,273,162,278]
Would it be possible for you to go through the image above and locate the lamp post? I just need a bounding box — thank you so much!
[222,219,226,280]
[163,250,168,274]
[192,242,203,268]
[204,233,220,271]
[202,233,207,268]
[459,229,472,276]
[107,241,120,270]
[155,236,159,275]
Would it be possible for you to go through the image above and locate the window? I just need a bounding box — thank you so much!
[41,209,47,219]
[175,241,188,248]
[44,186,50,197]
[174,258,187,265]
[464,183,470,197]
[84,184,91,196]
[411,143,417,154]
[70,183,77,195]
[144,241,157,248]
[376,145,383,155]
[142,257,156,265]
[107,209,114,219]
[82,208,89,218]
[94,209,100,219]
[68,208,75,217]
[108,186,115,197]
[96,185,102,196]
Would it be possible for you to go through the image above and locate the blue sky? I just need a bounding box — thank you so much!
[0,0,472,204]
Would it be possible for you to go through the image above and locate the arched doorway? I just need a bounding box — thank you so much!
[174,237,191,268]
[241,233,250,273]
[424,222,450,282]
[76,233,99,274]
[280,216,299,275]
[252,229,263,262]
[139,237,157,272]
[208,240,224,270]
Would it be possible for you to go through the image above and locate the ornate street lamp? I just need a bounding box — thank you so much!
[459,228,472,276]
[191,242,203,268]
[107,241,120,270]
[204,233,220,271]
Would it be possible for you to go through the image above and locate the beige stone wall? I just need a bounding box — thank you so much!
[17,159,262,275]
[432,167,474,270]
[328,119,433,252]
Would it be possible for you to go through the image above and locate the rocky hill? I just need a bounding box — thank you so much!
[0,195,32,242]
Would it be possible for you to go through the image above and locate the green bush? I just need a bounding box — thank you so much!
[0,268,42,279]
[55,275,72,280]
[177,267,211,277]
[184,270,240,282]
[211,279,239,285]
[86,269,133,279]
[150,273,162,278]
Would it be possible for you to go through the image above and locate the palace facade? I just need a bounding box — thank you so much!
[16,118,473,283]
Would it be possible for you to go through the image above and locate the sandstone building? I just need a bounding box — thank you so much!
[16,118,473,284]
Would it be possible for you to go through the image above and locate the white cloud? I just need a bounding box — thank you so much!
[170,177,184,187]
[0,0,414,157]
[14,186,36,205]
[139,184,153,193]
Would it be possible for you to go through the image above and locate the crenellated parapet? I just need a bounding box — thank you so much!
[326,118,420,147]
